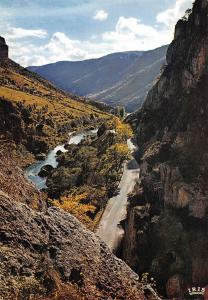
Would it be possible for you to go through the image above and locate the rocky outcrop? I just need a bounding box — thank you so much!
[0,148,44,209]
[38,165,54,177]
[124,0,208,298]
[0,36,8,60]
[0,192,146,300]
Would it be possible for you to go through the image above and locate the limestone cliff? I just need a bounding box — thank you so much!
[0,191,147,300]
[0,36,8,60]
[124,0,208,298]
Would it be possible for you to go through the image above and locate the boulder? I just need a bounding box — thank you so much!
[38,164,54,177]
[35,153,46,160]
[56,149,63,156]
[64,143,71,150]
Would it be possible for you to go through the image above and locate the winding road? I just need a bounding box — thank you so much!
[96,139,140,252]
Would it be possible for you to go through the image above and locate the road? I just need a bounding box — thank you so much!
[96,139,140,252]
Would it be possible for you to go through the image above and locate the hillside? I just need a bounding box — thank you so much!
[125,1,208,298]
[0,38,111,167]
[0,38,131,229]
[0,190,147,300]
[28,45,168,112]
[0,37,150,299]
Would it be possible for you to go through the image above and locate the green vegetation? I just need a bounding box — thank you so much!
[48,118,133,228]
[0,62,111,167]
[0,60,133,229]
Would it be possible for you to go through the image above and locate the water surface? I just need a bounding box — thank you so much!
[25,129,98,190]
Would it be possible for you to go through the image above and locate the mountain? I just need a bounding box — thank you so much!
[125,0,208,298]
[28,45,168,112]
[0,38,111,163]
[0,37,148,299]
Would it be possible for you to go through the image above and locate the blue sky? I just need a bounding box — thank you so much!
[0,0,193,66]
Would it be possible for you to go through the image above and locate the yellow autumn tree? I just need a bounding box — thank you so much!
[113,117,133,140]
[53,193,96,227]
[106,143,130,171]
[113,143,130,157]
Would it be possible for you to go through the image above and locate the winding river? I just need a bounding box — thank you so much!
[25,129,140,254]
[25,129,98,190]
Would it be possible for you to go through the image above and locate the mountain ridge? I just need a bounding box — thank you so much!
[28,45,168,112]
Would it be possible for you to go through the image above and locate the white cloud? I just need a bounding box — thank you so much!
[12,19,163,66]
[8,32,88,66]
[157,0,193,28]
[3,17,173,66]
[6,27,47,39]
[103,17,162,49]
[42,32,87,61]
[93,9,108,21]
[2,0,193,66]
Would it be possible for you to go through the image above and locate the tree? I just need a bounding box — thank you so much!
[182,9,192,21]
[113,118,133,140]
[107,143,130,170]
[53,193,96,226]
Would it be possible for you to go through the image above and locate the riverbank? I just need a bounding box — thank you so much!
[25,129,98,190]
[24,118,133,229]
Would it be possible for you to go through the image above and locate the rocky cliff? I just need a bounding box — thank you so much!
[124,0,208,298]
[0,36,8,60]
[0,191,146,300]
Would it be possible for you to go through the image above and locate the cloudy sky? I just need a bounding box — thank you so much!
[0,0,193,66]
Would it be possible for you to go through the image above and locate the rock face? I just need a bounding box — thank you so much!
[0,149,44,209]
[0,192,146,300]
[0,36,8,60]
[124,0,208,298]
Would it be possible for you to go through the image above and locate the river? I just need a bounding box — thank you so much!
[25,130,140,254]
[25,129,98,190]
[96,139,140,252]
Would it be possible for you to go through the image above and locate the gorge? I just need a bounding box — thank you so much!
[0,39,149,298]
[1,0,208,299]
[122,0,208,298]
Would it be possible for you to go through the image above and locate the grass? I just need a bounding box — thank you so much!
[0,86,109,120]
[0,62,111,128]
[0,61,112,170]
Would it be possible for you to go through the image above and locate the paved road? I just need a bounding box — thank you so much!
[96,140,140,252]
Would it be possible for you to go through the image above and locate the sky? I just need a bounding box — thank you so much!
[0,0,193,66]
